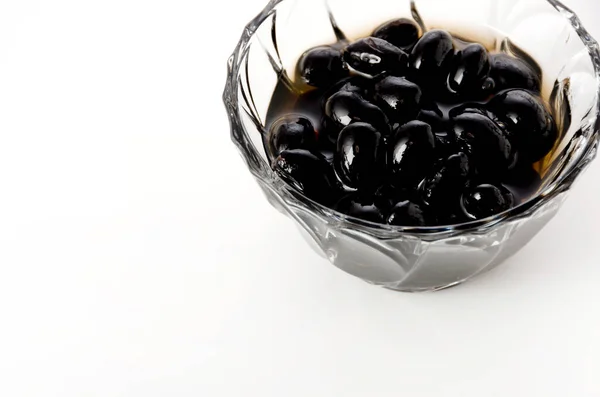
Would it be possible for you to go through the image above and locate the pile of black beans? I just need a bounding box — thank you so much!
[267,19,558,227]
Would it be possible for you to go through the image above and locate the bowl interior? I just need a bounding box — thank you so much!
[227,0,600,232]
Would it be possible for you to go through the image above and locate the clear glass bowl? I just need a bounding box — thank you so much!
[223,0,600,292]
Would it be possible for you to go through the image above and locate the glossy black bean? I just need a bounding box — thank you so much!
[448,102,489,119]
[373,183,409,211]
[324,91,391,136]
[373,76,422,124]
[343,37,409,76]
[372,19,422,51]
[450,111,513,176]
[387,200,428,226]
[420,152,470,207]
[329,75,372,97]
[448,44,491,95]
[460,184,514,220]
[272,149,340,205]
[489,53,541,93]
[267,116,317,157]
[335,123,384,188]
[417,101,446,133]
[410,30,455,85]
[448,102,508,130]
[334,193,388,224]
[319,76,373,127]
[489,89,558,163]
[388,121,436,186]
[298,46,349,88]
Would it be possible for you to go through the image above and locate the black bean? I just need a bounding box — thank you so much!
[372,19,422,51]
[489,89,558,163]
[343,37,409,77]
[460,184,514,219]
[420,152,470,207]
[334,192,388,224]
[448,44,491,96]
[387,200,428,226]
[410,30,455,86]
[388,121,436,187]
[335,123,384,189]
[299,46,349,88]
[373,76,422,124]
[450,111,514,176]
[268,115,317,157]
[272,149,340,205]
[324,91,391,137]
[489,53,541,93]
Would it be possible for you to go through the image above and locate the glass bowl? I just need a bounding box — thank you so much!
[223,0,600,292]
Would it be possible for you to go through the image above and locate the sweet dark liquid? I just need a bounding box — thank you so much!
[264,21,560,226]
[266,75,543,204]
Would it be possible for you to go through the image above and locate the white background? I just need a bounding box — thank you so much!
[0,0,599,396]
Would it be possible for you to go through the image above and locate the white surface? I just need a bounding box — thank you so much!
[0,0,599,396]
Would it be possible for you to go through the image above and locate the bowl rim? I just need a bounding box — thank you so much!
[223,0,600,236]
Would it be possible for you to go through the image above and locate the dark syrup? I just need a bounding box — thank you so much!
[263,24,561,225]
[265,90,543,204]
